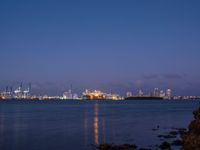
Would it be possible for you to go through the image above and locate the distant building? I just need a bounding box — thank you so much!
[105,93,122,100]
[82,89,122,100]
[14,86,23,98]
[126,92,132,97]
[13,84,31,99]
[138,90,143,97]
[159,90,165,98]
[73,93,79,99]
[23,87,30,99]
[166,89,172,99]
[154,88,159,97]
[82,90,105,100]
[63,90,73,99]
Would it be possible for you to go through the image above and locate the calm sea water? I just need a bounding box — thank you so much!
[0,100,199,150]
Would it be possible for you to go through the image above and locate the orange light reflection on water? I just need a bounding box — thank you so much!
[94,103,99,145]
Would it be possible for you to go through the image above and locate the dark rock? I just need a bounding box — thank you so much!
[98,144,137,150]
[182,107,200,150]
[178,130,187,138]
[158,134,176,139]
[172,127,187,132]
[193,107,200,120]
[169,131,178,136]
[178,128,187,131]
[152,125,160,131]
[159,142,171,150]
[152,128,158,131]
[171,139,183,146]
[170,128,187,138]
[188,119,200,134]
[99,144,111,150]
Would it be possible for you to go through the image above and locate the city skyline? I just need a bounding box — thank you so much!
[0,81,173,100]
[1,0,200,95]
[1,81,199,100]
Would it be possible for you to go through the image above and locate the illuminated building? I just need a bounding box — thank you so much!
[138,90,143,97]
[63,90,79,100]
[154,88,159,97]
[166,89,172,99]
[14,83,23,99]
[82,89,122,100]
[126,92,132,97]
[23,87,30,99]
[63,90,73,99]
[159,90,165,98]
[82,90,105,100]
[14,83,31,99]
[105,93,122,100]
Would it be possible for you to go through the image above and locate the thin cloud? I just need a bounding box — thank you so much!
[143,73,185,80]
[162,74,184,79]
[143,74,160,80]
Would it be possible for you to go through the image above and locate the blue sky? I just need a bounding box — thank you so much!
[0,0,200,95]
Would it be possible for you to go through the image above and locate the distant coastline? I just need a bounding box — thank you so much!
[0,97,200,101]
[125,96,164,100]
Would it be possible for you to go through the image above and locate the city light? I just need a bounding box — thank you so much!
[0,84,200,100]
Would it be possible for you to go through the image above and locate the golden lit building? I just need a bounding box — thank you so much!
[82,90,105,100]
[82,89,122,100]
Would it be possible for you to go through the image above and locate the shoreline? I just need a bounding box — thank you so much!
[98,107,200,150]
[1,98,200,101]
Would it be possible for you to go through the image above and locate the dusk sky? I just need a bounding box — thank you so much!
[0,0,200,96]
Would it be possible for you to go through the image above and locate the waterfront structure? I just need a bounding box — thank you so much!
[63,90,79,100]
[1,87,13,99]
[0,83,31,99]
[82,89,122,100]
[1,84,199,101]
[14,84,31,99]
[105,93,122,100]
[126,92,132,97]
[153,88,160,97]
[166,89,172,99]
[138,90,144,97]
[159,90,165,98]
[63,90,73,99]
[125,96,163,100]
[173,96,200,100]
[23,87,30,99]
[82,90,105,100]
[125,88,174,100]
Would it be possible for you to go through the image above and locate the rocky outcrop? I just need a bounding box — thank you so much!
[159,141,171,150]
[182,107,200,150]
[98,144,137,150]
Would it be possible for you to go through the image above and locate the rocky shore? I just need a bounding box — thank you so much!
[98,107,200,150]
[182,107,200,150]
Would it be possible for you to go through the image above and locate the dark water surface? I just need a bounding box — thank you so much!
[0,100,199,150]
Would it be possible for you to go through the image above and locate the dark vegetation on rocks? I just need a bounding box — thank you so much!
[182,107,200,150]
